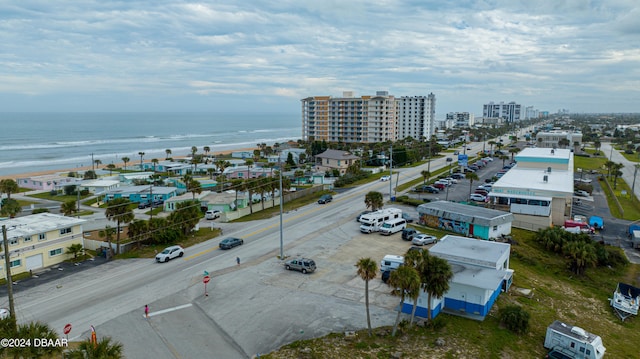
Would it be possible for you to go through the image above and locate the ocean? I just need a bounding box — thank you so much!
[0,112,301,177]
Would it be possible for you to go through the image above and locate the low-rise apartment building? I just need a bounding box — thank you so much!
[0,213,85,278]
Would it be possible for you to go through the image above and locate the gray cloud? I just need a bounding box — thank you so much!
[0,0,638,114]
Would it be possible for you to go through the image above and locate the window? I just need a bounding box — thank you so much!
[39,233,46,240]
[493,226,498,231]
[60,228,72,235]
[24,236,32,243]
[9,238,18,246]
[49,248,63,257]
[10,259,21,268]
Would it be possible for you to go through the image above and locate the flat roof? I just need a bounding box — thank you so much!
[492,168,574,196]
[417,201,513,227]
[515,147,571,162]
[2,213,85,238]
[449,263,508,290]
[430,235,510,268]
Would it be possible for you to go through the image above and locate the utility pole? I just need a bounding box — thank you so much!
[91,153,95,172]
[149,185,154,221]
[389,145,393,200]
[278,156,284,260]
[632,165,640,196]
[2,225,17,331]
[77,186,80,219]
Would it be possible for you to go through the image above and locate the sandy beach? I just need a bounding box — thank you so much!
[0,147,258,181]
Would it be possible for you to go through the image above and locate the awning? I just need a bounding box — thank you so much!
[489,193,552,201]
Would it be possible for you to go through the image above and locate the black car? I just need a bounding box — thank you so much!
[137,201,150,209]
[318,194,333,204]
[414,185,439,193]
[381,269,391,283]
[151,199,164,208]
[219,237,244,249]
[402,228,418,241]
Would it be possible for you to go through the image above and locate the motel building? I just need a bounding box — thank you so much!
[0,213,86,278]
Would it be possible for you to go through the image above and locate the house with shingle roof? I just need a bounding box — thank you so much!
[314,149,360,175]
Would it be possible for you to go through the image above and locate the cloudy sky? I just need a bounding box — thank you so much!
[1,0,638,116]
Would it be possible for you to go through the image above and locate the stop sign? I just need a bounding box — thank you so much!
[203,275,211,284]
[63,323,72,335]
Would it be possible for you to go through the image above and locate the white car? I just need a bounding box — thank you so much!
[205,210,221,220]
[155,245,185,263]
[469,193,486,202]
[444,177,458,184]
[380,175,391,181]
[411,234,438,246]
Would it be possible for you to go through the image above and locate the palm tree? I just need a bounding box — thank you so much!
[191,146,198,157]
[364,191,383,211]
[94,159,102,170]
[508,147,521,160]
[604,160,616,179]
[67,336,124,359]
[562,240,597,276]
[67,243,84,260]
[0,179,18,200]
[612,163,624,188]
[422,255,453,321]
[106,163,116,175]
[388,265,421,336]
[356,258,378,337]
[61,199,78,216]
[121,157,130,171]
[98,225,116,257]
[245,158,254,179]
[499,154,509,167]
[11,321,62,358]
[165,148,172,160]
[466,172,479,198]
[404,249,425,325]
[151,158,159,172]
[104,198,134,254]
[203,146,211,158]
[138,151,145,169]
[594,139,601,154]
[420,170,430,185]
[488,140,497,154]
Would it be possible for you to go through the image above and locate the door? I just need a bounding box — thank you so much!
[26,254,43,271]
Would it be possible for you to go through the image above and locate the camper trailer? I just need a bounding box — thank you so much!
[359,208,402,233]
[380,254,404,272]
[544,320,605,359]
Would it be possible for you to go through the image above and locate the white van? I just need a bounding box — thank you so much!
[379,218,407,236]
[380,254,404,272]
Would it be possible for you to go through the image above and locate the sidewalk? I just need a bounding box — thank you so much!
[600,142,640,200]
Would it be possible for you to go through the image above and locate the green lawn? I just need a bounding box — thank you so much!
[29,192,91,202]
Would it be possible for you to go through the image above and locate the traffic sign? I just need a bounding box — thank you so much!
[63,323,72,335]
[203,275,211,284]
[203,270,209,276]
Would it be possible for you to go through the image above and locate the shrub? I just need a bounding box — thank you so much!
[498,305,530,334]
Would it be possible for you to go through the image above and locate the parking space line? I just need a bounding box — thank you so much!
[146,303,193,318]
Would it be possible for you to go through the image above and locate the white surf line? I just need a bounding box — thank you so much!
[144,303,193,318]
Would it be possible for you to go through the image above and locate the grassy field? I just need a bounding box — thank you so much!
[28,192,91,202]
[261,229,640,358]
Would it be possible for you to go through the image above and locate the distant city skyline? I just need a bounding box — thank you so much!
[1,1,639,115]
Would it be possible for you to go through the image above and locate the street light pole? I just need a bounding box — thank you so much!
[632,165,640,196]
[278,156,284,260]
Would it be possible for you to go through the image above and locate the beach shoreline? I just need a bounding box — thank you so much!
[0,147,258,181]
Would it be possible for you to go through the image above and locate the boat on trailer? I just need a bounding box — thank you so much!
[609,282,640,321]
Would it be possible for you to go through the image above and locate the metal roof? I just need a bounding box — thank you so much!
[417,201,513,227]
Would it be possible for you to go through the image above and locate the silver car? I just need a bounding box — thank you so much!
[155,245,184,263]
[411,234,437,246]
[284,258,316,274]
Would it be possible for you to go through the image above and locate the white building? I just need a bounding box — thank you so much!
[400,235,513,321]
[483,101,522,123]
[0,213,86,277]
[489,148,574,229]
[446,112,474,128]
[535,130,583,149]
[525,106,539,120]
[396,93,436,140]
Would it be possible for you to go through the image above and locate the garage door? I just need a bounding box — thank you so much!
[26,254,43,271]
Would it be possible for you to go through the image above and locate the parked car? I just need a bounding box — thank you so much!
[412,234,438,246]
[444,177,458,184]
[155,245,184,263]
[381,269,391,283]
[574,190,589,197]
[414,185,439,193]
[469,193,486,202]
[433,183,446,190]
[484,157,494,162]
[317,194,333,204]
[435,180,451,187]
[402,228,419,241]
[137,201,151,209]
[407,246,424,253]
[284,258,316,274]
[402,213,414,223]
[205,210,221,220]
[468,165,479,171]
[474,189,489,196]
[463,167,475,173]
[151,199,164,208]
[380,175,391,181]
[219,237,244,249]
[451,173,465,180]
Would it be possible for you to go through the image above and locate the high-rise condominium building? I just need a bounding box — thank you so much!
[397,93,436,140]
[301,91,435,143]
[483,101,522,123]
